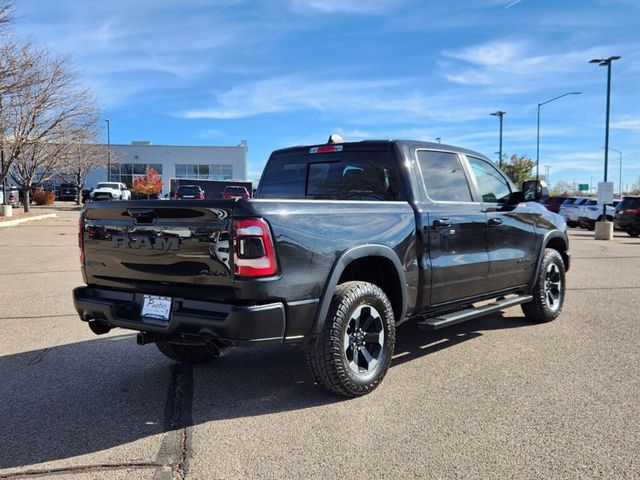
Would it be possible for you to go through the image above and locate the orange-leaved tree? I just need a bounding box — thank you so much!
[132,167,163,198]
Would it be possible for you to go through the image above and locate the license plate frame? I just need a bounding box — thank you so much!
[141,295,172,323]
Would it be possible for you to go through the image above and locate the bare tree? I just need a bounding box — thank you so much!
[0,0,13,30]
[0,44,45,192]
[57,140,110,204]
[6,47,99,211]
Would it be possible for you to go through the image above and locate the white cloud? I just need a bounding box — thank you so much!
[439,39,634,93]
[611,116,640,132]
[289,0,402,14]
[180,75,492,122]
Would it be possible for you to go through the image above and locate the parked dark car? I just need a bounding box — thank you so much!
[74,139,569,397]
[614,196,640,237]
[58,183,79,201]
[81,189,93,203]
[174,185,205,200]
[223,185,250,199]
[544,196,570,213]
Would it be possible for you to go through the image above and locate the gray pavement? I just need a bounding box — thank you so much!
[0,206,638,479]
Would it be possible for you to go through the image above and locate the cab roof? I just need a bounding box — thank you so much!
[271,139,491,162]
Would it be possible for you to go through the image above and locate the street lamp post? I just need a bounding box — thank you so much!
[536,92,581,182]
[605,147,622,197]
[590,56,620,223]
[490,111,505,168]
[105,119,111,182]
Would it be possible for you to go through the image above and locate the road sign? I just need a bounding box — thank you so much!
[598,182,614,204]
[578,183,589,191]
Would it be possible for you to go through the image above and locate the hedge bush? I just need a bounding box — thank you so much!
[32,190,55,205]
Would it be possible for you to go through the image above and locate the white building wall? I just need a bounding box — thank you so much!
[85,142,248,196]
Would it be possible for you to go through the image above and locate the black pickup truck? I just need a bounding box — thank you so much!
[74,139,570,397]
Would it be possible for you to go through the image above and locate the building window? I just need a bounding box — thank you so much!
[109,163,163,188]
[175,164,233,180]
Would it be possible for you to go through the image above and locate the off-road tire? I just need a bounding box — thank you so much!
[156,340,220,364]
[306,281,396,397]
[522,248,566,323]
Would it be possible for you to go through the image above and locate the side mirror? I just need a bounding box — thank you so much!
[522,180,549,202]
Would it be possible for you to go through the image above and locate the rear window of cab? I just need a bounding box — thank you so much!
[258,151,406,201]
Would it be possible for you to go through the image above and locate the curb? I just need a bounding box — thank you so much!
[0,213,57,228]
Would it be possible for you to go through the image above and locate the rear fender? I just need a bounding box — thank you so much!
[313,245,407,334]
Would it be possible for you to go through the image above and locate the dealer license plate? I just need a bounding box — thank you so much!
[141,295,172,322]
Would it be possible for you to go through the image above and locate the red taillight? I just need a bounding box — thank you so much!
[8,193,15,200]
[624,209,640,215]
[78,216,85,265]
[233,218,277,277]
[310,145,343,154]
[198,193,205,200]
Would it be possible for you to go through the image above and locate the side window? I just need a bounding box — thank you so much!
[417,150,472,202]
[467,157,511,203]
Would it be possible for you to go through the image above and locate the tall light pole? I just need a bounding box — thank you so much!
[590,56,621,221]
[105,119,111,182]
[536,92,581,181]
[490,111,505,168]
[605,147,622,197]
[544,164,552,186]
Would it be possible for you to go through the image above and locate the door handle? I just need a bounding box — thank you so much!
[488,218,503,226]
[433,218,452,228]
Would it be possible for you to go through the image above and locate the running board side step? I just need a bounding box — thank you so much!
[416,295,533,331]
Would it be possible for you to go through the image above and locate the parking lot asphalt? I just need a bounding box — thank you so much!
[0,206,638,479]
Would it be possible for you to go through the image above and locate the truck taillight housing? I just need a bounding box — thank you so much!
[233,218,277,277]
[78,216,85,265]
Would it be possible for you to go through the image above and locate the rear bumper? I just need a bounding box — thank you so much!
[73,286,288,346]
[614,216,639,231]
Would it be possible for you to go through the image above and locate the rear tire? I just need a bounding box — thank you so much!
[156,340,220,364]
[306,281,396,397]
[627,230,639,237]
[522,249,566,323]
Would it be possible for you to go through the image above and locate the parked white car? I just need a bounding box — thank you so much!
[577,199,618,230]
[559,197,590,227]
[89,182,131,201]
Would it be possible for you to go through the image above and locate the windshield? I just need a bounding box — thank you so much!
[96,183,120,189]
[178,186,202,195]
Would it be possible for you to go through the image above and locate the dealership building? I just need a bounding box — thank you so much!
[85,141,248,196]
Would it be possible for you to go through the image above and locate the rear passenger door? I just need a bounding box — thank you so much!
[416,149,490,306]
[466,156,537,292]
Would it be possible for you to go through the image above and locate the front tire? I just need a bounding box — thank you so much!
[522,249,566,323]
[156,340,220,364]
[306,281,396,397]
[627,230,639,237]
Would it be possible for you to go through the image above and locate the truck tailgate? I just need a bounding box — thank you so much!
[82,201,234,291]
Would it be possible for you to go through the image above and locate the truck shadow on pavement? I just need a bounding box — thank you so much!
[0,313,535,471]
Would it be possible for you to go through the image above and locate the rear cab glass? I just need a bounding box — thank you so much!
[258,148,406,201]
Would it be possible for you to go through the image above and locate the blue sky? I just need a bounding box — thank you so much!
[14,0,640,189]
